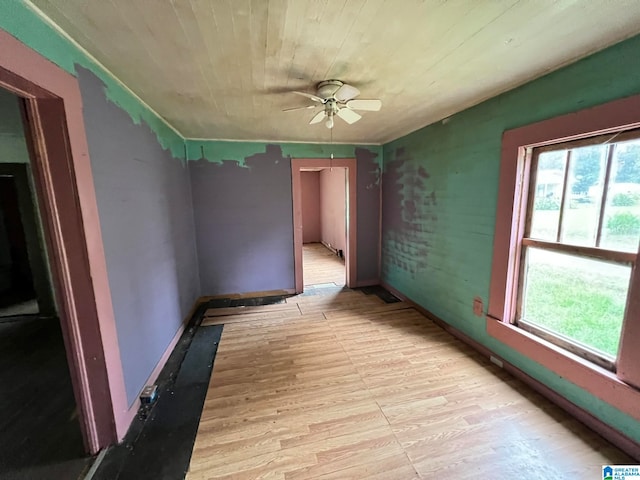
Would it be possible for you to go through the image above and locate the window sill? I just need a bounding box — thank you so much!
[486,316,640,422]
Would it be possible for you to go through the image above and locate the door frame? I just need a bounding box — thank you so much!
[0,29,124,452]
[291,158,357,292]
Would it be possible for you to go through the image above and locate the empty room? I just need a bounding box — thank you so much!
[1,1,640,479]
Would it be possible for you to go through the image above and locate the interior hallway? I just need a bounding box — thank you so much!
[186,251,633,479]
[302,243,345,287]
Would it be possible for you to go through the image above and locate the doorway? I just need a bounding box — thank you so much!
[1,26,120,457]
[291,158,357,292]
[0,89,92,477]
[0,165,55,318]
[0,174,37,316]
[299,168,346,287]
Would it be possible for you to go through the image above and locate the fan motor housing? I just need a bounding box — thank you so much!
[324,98,339,115]
[316,80,344,99]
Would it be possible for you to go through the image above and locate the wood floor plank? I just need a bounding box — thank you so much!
[201,310,302,326]
[188,244,634,479]
[301,243,345,287]
[204,303,299,318]
[310,453,420,480]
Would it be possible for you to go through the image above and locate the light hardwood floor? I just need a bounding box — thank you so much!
[302,243,345,287]
[188,263,633,479]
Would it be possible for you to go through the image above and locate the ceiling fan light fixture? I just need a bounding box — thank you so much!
[287,79,382,128]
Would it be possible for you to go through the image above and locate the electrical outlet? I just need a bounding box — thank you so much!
[472,296,484,317]
[140,384,158,404]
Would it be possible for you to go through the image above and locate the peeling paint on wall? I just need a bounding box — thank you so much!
[189,144,296,295]
[381,33,640,444]
[382,147,436,279]
[186,139,381,169]
[77,66,199,404]
[0,1,185,158]
[0,3,386,167]
[351,146,382,283]
[187,140,382,286]
[355,146,382,188]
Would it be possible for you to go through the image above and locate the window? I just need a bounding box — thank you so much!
[516,130,640,370]
[487,94,640,425]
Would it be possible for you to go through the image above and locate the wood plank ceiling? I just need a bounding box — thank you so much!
[28,0,640,144]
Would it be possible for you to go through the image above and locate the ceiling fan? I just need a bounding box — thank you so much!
[283,80,382,128]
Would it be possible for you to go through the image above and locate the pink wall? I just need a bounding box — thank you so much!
[301,171,321,243]
[320,168,346,254]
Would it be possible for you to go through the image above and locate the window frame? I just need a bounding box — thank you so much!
[487,93,640,424]
[513,130,640,371]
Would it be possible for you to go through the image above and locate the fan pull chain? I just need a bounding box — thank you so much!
[330,126,334,170]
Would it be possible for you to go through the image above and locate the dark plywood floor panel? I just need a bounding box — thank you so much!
[0,316,91,480]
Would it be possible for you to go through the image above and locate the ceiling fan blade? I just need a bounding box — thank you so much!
[346,99,382,111]
[334,83,360,102]
[309,110,326,124]
[336,108,362,125]
[292,91,325,103]
[283,104,317,112]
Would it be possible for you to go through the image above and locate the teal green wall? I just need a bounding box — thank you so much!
[0,1,184,158]
[186,139,382,168]
[381,34,640,443]
[6,0,640,446]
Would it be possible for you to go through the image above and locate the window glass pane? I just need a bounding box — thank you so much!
[529,150,565,241]
[601,139,640,252]
[560,145,607,247]
[520,247,629,357]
